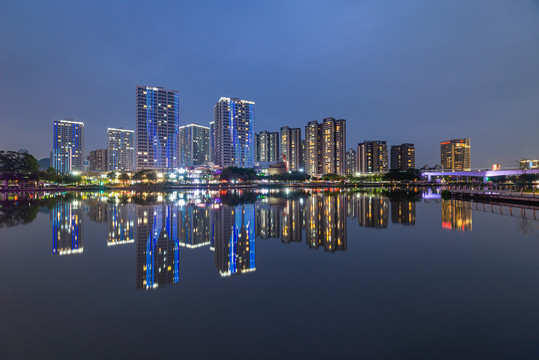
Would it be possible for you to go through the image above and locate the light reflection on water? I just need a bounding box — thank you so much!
[1,189,539,358]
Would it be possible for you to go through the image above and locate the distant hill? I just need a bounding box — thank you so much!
[38,158,50,169]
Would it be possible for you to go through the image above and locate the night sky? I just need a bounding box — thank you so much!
[1,0,538,168]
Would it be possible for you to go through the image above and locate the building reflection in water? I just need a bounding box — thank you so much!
[282,199,302,244]
[48,191,424,288]
[178,205,211,248]
[391,200,416,225]
[442,199,472,231]
[256,202,281,239]
[357,195,389,229]
[136,205,180,289]
[304,194,347,252]
[108,203,135,245]
[52,201,84,255]
[214,204,256,277]
[86,199,108,223]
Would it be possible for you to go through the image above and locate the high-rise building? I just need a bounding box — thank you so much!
[255,130,279,162]
[321,117,346,175]
[390,143,415,171]
[52,119,84,173]
[136,85,180,171]
[107,128,135,171]
[357,141,388,173]
[88,149,108,172]
[440,138,471,171]
[209,121,215,163]
[178,124,210,167]
[305,121,321,175]
[304,118,346,175]
[213,97,255,168]
[280,126,301,171]
[345,148,357,175]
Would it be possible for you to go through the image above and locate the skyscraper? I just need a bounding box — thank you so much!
[256,130,279,162]
[345,148,357,175]
[52,119,84,173]
[135,85,180,171]
[440,138,471,171]
[107,128,135,171]
[88,149,108,172]
[213,97,255,168]
[390,143,415,171]
[280,126,301,171]
[209,121,215,163]
[304,118,346,175]
[178,124,210,167]
[305,121,321,175]
[321,117,346,175]
[357,141,388,173]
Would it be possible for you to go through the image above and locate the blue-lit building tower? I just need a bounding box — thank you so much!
[52,200,84,255]
[135,204,181,289]
[213,97,255,168]
[135,85,180,171]
[214,203,256,276]
[52,119,84,173]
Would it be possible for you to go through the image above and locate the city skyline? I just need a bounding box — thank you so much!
[1,2,538,168]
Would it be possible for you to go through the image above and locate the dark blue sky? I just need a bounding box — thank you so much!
[1,0,538,168]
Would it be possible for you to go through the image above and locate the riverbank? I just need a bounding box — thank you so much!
[0,181,444,193]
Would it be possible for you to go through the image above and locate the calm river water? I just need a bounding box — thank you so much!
[1,189,538,359]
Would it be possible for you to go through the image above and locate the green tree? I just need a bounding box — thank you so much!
[107,171,117,181]
[119,173,130,183]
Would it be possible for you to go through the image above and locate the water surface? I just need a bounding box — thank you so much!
[1,189,538,359]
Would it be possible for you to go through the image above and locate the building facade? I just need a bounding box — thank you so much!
[88,149,108,172]
[52,119,84,173]
[209,121,215,163]
[107,128,135,171]
[357,141,388,173]
[390,143,415,171]
[440,138,471,171]
[135,85,180,171]
[178,124,210,167]
[304,118,346,175]
[256,130,279,162]
[305,121,321,175]
[345,148,357,175]
[280,127,301,171]
[213,97,255,168]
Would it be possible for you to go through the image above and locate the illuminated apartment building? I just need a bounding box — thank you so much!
[345,148,357,174]
[107,128,135,171]
[256,130,279,162]
[52,119,84,173]
[440,138,471,171]
[178,124,210,167]
[135,85,180,170]
[87,149,107,172]
[213,97,255,168]
[357,140,388,173]
[390,143,415,171]
[280,126,301,171]
[304,117,346,175]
